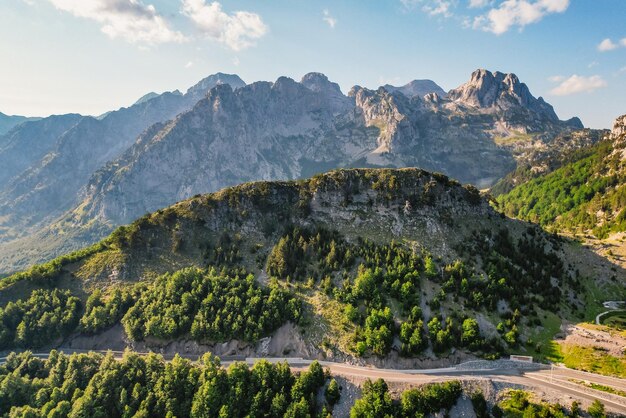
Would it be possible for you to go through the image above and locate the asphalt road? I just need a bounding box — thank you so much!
[1,350,625,414]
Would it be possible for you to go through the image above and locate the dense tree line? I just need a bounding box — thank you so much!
[0,351,330,418]
[0,289,81,349]
[350,379,462,417]
[80,288,137,335]
[122,267,301,343]
[0,267,301,351]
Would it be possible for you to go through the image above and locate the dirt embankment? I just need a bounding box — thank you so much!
[556,322,626,357]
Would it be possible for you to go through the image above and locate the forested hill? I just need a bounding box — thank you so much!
[496,114,626,239]
[0,168,623,364]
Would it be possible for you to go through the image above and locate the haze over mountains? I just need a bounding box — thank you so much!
[0,69,589,272]
[0,112,41,136]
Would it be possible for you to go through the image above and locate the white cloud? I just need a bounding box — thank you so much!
[232,56,240,66]
[323,9,337,28]
[469,0,490,8]
[401,0,455,17]
[549,74,607,96]
[587,61,598,68]
[45,0,186,44]
[622,38,626,47]
[184,61,193,68]
[181,0,267,51]
[598,38,618,52]
[473,0,569,35]
[548,75,564,82]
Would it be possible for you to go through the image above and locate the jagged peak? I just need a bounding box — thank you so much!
[186,73,246,97]
[300,72,344,96]
[610,114,626,140]
[383,79,446,98]
[448,68,561,122]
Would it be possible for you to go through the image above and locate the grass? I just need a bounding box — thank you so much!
[578,322,626,338]
[494,132,538,145]
[298,289,356,355]
[579,273,615,320]
[569,379,626,398]
[515,310,563,362]
[560,344,626,378]
[601,310,626,330]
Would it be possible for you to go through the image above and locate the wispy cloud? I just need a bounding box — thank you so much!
[597,37,626,52]
[44,0,186,44]
[473,0,569,35]
[181,0,268,51]
[402,0,568,33]
[323,9,337,28]
[468,0,490,8]
[598,38,618,52]
[184,61,193,68]
[549,74,607,96]
[401,0,455,17]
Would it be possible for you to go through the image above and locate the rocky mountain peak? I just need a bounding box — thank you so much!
[186,73,246,99]
[382,79,446,98]
[300,72,341,94]
[448,68,561,123]
[133,92,160,106]
[610,114,626,140]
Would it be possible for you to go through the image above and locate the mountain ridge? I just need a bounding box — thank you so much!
[1,167,621,367]
[0,69,586,273]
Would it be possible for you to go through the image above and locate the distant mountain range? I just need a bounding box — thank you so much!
[0,112,41,136]
[0,69,590,272]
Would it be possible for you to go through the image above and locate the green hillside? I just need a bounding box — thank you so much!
[1,168,622,364]
[496,139,626,239]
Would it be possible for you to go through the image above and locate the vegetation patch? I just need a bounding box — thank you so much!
[600,310,626,330]
[350,379,462,417]
[0,351,330,418]
[560,344,626,378]
[569,379,626,398]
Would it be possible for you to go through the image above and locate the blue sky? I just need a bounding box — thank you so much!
[1,0,624,128]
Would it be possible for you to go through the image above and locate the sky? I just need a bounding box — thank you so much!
[0,0,625,128]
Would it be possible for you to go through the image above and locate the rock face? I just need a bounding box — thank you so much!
[383,79,446,98]
[0,69,583,272]
[0,74,246,242]
[448,69,555,117]
[77,70,578,227]
[610,114,626,140]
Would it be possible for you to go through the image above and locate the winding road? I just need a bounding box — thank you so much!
[2,351,625,414]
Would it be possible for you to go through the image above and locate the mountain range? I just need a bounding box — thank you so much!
[0,69,589,273]
[0,112,41,136]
